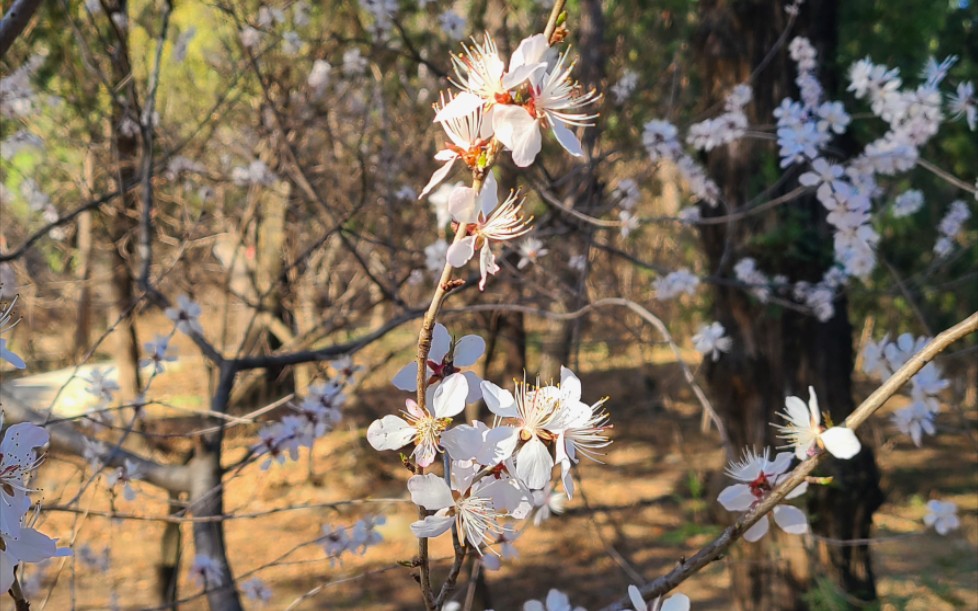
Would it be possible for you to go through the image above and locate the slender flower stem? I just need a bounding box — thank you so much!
[598,311,978,610]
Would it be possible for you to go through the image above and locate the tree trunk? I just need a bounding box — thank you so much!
[693,1,883,608]
[104,0,141,403]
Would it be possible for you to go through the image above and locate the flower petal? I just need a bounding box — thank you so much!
[550,119,583,157]
[434,91,484,123]
[431,324,451,363]
[454,335,486,367]
[660,593,691,611]
[420,159,456,200]
[391,363,419,391]
[447,237,477,268]
[482,381,518,418]
[366,415,416,451]
[433,373,468,418]
[820,427,861,459]
[515,436,554,490]
[462,371,484,404]
[718,484,754,512]
[628,585,646,611]
[492,105,541,167]
[410,513,455,538]
[407,474,454,510]
[773,504,809,535]
[743,515,770,542]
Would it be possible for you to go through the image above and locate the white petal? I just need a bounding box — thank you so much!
[430,324,451,363]
[454,335,486,367]
[0,551,14,595]
[478,243,499,291]
[480,426,519,465]
[718,484,754,512]
[434,91,485,123]
[550,119,583,157]
[768,452,794,476]
[1,423,50,468]
[492,105,541,167]
[515,436,554,490]
[743,515,770,542]
[420,159,456,199]
[785,481,808,500]
[558,366,582,402]
[660,594,691,611]
[482,381,518,417]
[783,396,812,427]
[545,589,571,611]
[773,504,809,534]
[5,527,71,563]
[392,362,419,391]
[366,415,416,451]
[407,474,454,510]
[508,34,548,73]
[477,172,499,217]
[433,373,468,418]
[523,602,545,611]
[447,237,477,268]
[449,185,479,223]
[820,427,861,459]
[410,513,455,538]
[462,371,484,404]
[440,424,483,461]
[628,585,646,611]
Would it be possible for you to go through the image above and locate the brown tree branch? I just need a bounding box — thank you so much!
[0,0,43,57]
[598,311,978,610]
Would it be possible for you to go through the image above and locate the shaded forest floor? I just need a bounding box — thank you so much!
[8,320,978,611]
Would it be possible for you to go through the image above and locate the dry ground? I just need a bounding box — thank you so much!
[4,322,977,611]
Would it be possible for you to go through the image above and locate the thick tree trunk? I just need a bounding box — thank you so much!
[693,1,883,608]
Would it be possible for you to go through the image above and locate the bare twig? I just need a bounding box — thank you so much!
[0,0,43,57]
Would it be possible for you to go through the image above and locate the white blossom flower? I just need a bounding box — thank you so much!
[653,269,700,301]
[717,448,809,542]
[407,472,524,551]
[892,189,923,218]
[445,175,534,290]
[368,373,468,467]
[165,294,204,335]
[492,49,600,167]
[307,59,332,93]
[948,81,976,131]
[342,48,368,76]
[105,459,142,501]
[772,387,861,460]
[438,10,466,40]
[239,26,261,50]
[435,33,547,123]
[420,93,491,198]
[141,334,177,374]
[523,588,586,611]
[923,499,960,535]
[610,69,638,104]
[891,402,935,447]
[516,237,549,269]
[391,323,485,404]
[0,526,72,594]
[628,585,690,611]
[189,553,222,587]
[425,239,449,273]
[692,322,732,362]
[241,577,272,603]
[84,368,120,404]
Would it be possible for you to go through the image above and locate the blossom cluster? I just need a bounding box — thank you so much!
[862,333,949,446]
[252,356,358,469]
[369,324,611,558]
[413,31,600,290]
[0,300,72,592]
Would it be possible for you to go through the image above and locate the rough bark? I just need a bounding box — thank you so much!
[693,1,883,608]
